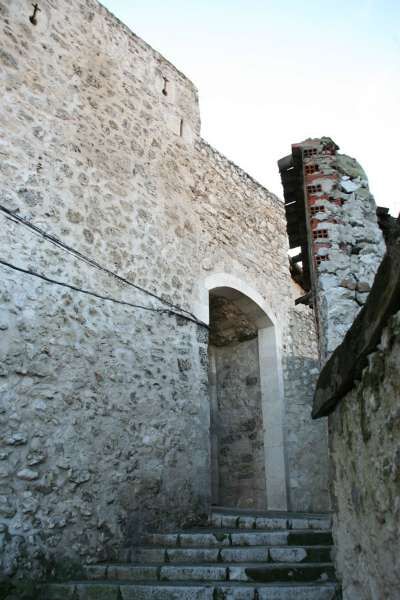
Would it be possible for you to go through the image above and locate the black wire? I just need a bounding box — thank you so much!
[0,205,201,323]
[0,258,208,328]
[0,205,207,328]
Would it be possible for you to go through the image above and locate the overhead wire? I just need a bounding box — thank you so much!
[0,206,208,329]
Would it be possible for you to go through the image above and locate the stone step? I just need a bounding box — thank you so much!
[82,562,334,583]
[209,512,332,531]
[142,529,333,548]
[39,581,339,600]
[129,545,332,564]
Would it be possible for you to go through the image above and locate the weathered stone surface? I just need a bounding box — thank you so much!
[231,532,288,546]
[38,583,77,600]
[107,564,159,580]
[131,547,166,563]
[220,547,269,562]
[269,547,307,563]
[83,564,107,579]
[257,584,337,600]
[213,587,256,600]
[160,564,227,581]
[167,548,220,563]
[119,585,213,600]
[221,515,240,529]
[210,332,266,509]
[0,0,328,578]
[255,517,288,530]
[179,533,231,547]
[143,534,179,547]
[281,138,386,361]
[75,583,120,600]
[289,518,331,531]
[229,564,335,583]
[238,517,256,529]
[313,227,400,417]
[283,306,330,512]
[328,311,400,599]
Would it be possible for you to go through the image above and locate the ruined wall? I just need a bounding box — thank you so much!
[329,311,400,599]
[0,0,328,578]
[297,138,399,598]
[297,138,386,360]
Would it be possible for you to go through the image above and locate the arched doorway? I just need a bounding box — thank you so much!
[203,276,288,510]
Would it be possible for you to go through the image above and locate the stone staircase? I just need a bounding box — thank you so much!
[39,507,339,599]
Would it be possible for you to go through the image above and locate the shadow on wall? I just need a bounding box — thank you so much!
[207,286,288,511]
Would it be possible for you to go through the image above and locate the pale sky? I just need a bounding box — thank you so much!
[101,0,400,216]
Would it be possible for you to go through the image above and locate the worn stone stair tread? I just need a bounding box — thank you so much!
[211,507,332,518]
[40,580,339,600]
[38,510,337,597]
[82,562,335,584]
[101,561,334,568]
[129,544,332,550]
[57,580,338,587]
[144,528,332,534]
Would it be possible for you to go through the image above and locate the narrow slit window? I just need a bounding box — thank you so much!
[179,118,184,137]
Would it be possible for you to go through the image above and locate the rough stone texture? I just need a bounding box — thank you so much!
[329,311,400,600]
[209,294,266,509]
[297,145,399,596]
[313,223,400,417]
[0,0,328,578]
[283,304,330,512]
[292,138,386,360]
[211,337,266,509]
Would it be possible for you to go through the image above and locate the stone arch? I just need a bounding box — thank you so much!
[201,273,288,510]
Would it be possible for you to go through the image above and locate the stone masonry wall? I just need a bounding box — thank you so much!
[209,295,266,509]
[329,311,400,599]
[0,0,328,578]
[283,304,330,512]
[192,142,328,512]
[212,338,266,509]
[297,138,386,360]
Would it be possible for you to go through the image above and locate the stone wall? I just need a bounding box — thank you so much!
[329,311,400,599]
[300,140,400,597]
[209,293,266,509]
[294,138,386,360]
[0,0,329,578]
[283,304,330,512]
[211,338,266,509]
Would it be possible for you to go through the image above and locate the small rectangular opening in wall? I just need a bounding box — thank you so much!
[316,255,329,265]
[162,76,168,96]
[310,205,325,216]
[304,148,318,157]
[179,118,184,137]
[312,229,329,239]
[307,184,322,194]
[305,164,320,175]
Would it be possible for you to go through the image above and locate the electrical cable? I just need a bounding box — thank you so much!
[0,258,207,328]
[0,205,208,328]
[0,204,201,323]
